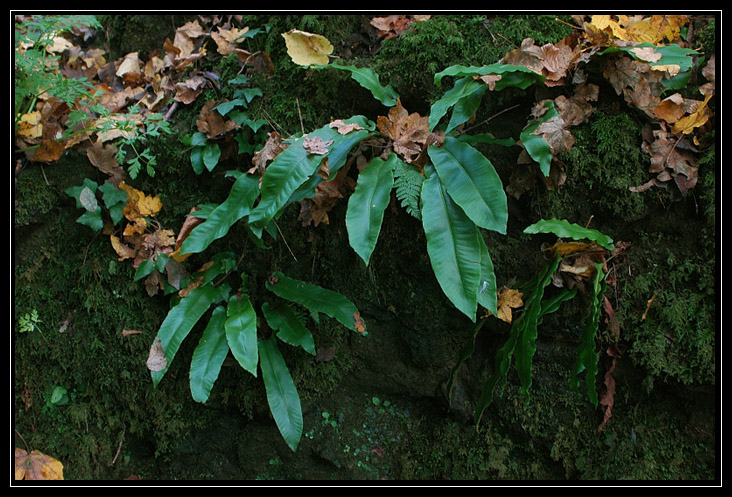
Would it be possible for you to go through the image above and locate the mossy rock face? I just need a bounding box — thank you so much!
[14,14,716,480]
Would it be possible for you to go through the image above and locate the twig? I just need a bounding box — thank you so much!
[15,429,30,453]
[458,104,520,135]
[642,292,657,321]
[110,424,126,466]
[273,219,298,263]
[296,97,305,136]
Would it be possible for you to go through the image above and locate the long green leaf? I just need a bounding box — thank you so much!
[261,302,315,356]
[315,62,399,107]
[286,115,375,206]
[259,337,303,452]
[523,218,614,250]
[474,255,562,425]
[189,305,229,403]
[420,167,482,321]
[151,283,230,387]
[513,255,561,402]
[179,172,260,255]
[520,100,557,176]
[570,262,606,406]
[249,116,374,235]
[345,154,397,265]
[225,294,259,377]
[476,235,498,316]
[428,137,508,234]
[429,77,484,132]
[265,272,364,333]
[434,63,545,89]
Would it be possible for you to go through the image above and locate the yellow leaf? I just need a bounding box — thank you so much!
[281,29,333,66]
[672,95,712,136]
[17,111,43,138]
[15,448,64,480]
[110,235,137,261]
[490,287,524,324]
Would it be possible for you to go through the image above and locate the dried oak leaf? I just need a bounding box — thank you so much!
[369,15,430,40]
[15,448,64,480]
[211,26,250,56]
[376,99,430,163]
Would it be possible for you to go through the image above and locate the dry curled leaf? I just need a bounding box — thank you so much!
[376,99,429,163]
[329,119,364,135]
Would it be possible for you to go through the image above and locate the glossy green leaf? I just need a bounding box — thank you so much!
[262,302,315,355]
[420,167,482,321]
[315,62,399,107]
[259,337,303,452]
[202,142,221,171]
[513,255,561,403]
[523,218,614,250]
[225,294,259,377]
[434,63,545,89]
[179,172,260,255]
[286,115,375,206]
[474,255,564,425]
[570,262,606,406]
[476,235,498,316]
[520,100,557,176]
[429,77,484,132]
[151,283,230,387]
[429,137,508,234]
[248,116,374,236]
[345,154,396,265]
[189,305,229,403]
[265,272,364,333]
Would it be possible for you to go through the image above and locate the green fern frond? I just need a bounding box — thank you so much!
[392,160,424,220]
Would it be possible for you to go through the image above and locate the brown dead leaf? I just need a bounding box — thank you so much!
[250,131,287,176]
[601,56,665,115]
[353,311,366,334]
[85,139,127,185]
[211,26,249,56]
[110,235,137,261]
[196,100,240,139]
[329,119,364,135]
[174,75,208,104]
[640,123,698,193]
[376,99,430,163]
[146,337,167,372]
[303,135,333,155]
[298,163,355,227]
[369,15,430,40]
[489,287,523,324]
[671,94,712,136]
[15,448,64,480]
[121,329,143,337]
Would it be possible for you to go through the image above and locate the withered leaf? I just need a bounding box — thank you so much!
[196,100,240,139]
[329,119,364,135]
[146,337,167,372]
[303,135,333,155]
[86,139,126,185]
[490,287,523,324]
[250,131,287,176]
[15,448,64,480]
[376,99,429,163]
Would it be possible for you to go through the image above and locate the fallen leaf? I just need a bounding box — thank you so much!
[492,287,523,324]
[376,99,430,163]
[146,337,167,372]
[281,29,333,66]
[110,235,137,261]
[369,15,430,40]
[121,329,143,337]
[329,119,364,135]
[353,311,366,334]
[85,139,127,185]
[303,135,333,155]
[250,131,287,176]
[15,448,64,480]
[196,100,240,139]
